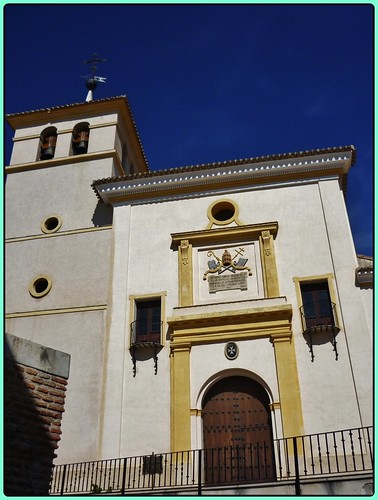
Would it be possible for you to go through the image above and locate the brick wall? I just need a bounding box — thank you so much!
[4,334,70,496]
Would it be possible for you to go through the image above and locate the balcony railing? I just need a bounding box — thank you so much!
[49,426,373,495]
[129,320,163,376]
[130,320,162,348]
[300,301,340,361]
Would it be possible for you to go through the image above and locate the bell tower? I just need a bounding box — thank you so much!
[5,96,149,238]
[5,94,149,463]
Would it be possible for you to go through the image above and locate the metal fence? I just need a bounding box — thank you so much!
[49,426,373,495]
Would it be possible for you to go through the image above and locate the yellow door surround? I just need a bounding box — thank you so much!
[168,303,304,452]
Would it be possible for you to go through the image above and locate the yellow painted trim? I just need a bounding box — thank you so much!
[6,225,112,243]
[168,303,304,442]
[172,222,278,247]
[172,222,279,305]
[206,198,243,229]
[100,166,345,205]
[190,408,202,417]
[293,273,340,329]
[168,304,293,346]
[40,215,63,234]
[178,240,193,306]
[269,402,281,411]
[5,149,121,174]
[170,343,192,452]
[11,122,119,143]
[129,292,167,348]
[29,275,52,298]
[260,230,280,297]
[6,304,107,318]
[270,332,304,438]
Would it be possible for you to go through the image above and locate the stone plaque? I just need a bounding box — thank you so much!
[208,272,248,293]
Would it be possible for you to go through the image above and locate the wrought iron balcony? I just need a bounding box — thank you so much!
[130,320,163,348]
[300,301,340,361]
[50,426,372,495]
[130,320,163,376]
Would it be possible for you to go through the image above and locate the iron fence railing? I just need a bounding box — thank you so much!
[49,426,373,495]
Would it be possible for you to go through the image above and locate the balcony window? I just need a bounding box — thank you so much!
[296,278,340,361]
[300,282,335,329]
[129,294,165,376]
[132,299,162,345]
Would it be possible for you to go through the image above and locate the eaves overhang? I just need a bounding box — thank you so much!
[92,146,355,205]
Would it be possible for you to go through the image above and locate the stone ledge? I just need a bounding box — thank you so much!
[5,333,71,379]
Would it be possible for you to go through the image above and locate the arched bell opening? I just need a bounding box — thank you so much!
[72,122,90,155]
[201,375,276,485]
[39,127,57,160]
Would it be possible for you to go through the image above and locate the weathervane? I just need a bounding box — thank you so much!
[82,53,107,102]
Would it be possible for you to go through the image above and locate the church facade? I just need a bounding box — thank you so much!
[5,96,372,493]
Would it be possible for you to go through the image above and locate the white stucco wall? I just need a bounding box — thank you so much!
[98,176,372,460]
[5,159,115,239]
[6,230,112,312]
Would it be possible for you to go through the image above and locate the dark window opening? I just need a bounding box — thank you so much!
[300,282,334,329]
[211,201,236,222]
[34,278,49,294]
[40,127,57,161]
[133,299,162,344]
[44,217,60,231]
[72,123,90,155]
[214,208,234,221]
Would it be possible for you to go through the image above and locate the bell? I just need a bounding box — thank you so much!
[75,141,88,155]
[73,131,89,155]
[40,147,55,160]
[40,135,56,160]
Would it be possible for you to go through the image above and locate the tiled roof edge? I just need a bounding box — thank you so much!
[357,254,373,261]
[92,145,356,187]
[5,95,128,118]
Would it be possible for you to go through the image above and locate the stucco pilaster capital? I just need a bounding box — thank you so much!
[270,331,292,344]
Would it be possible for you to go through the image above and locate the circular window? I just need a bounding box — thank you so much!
[41,215,62,234]
[29,276,52,298]
[208,200,239,225]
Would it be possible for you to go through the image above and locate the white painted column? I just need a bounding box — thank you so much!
[98,203,132,459]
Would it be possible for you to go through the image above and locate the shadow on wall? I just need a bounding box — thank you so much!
[4,334,70,496]
[92,200,113,227]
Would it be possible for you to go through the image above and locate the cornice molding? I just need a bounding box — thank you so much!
[6,225,112,244]
[6,304,107,318]
[168,303,293,347]
[171,222,279,247]
[5,149,123,174]
[93,153,352,205]
[168,303,292,327]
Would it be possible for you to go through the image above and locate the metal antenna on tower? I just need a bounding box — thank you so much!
[82,53,107,102]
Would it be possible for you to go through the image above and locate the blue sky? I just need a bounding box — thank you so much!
[4,4,373,256]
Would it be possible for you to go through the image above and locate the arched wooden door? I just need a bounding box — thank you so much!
[202,376,276,484]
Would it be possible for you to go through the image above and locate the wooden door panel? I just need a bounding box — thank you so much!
[203,376,275,484]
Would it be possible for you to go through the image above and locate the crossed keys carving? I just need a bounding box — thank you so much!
[203,247,252,280]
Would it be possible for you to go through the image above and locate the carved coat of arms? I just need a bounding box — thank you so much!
[203,247,252,280]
